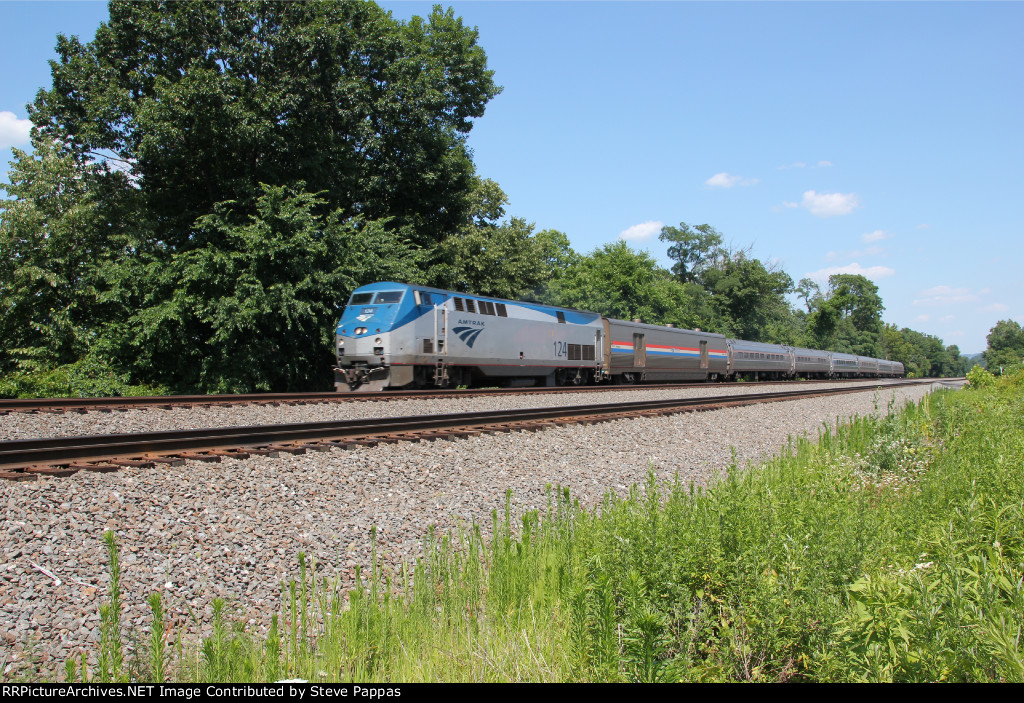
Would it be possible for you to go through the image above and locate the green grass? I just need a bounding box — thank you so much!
[28,372,1024,682]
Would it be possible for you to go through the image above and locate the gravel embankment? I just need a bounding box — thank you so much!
[0,383,930,677]
[0,380,907,441]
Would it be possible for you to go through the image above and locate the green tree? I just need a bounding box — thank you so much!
[701,250,794,341]
[795,277,821,314]
[804,274,884,355]
[827,274,884,335]
[428,179,567,300]
[13,0,503,392]
[982,319,1024,372]
[658,222,724,284]
[541,241,716,331]
[0,139,113,372]
[30,0,500,248]
[104,185,421,392]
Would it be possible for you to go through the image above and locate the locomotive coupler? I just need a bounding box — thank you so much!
[334,365,389,392]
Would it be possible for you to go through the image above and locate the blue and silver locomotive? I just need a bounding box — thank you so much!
[332,282,904,391]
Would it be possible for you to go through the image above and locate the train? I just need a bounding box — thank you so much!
[332,281,904,392]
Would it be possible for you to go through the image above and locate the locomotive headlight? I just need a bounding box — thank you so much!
[375,337,382,345]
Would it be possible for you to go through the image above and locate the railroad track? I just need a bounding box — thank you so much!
[0,378,929,415]
[0,380,936,480]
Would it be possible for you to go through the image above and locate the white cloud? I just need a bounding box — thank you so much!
[913,285,982,306]
[815,160,833,168]
[706,172,758,188]
[801,190,861,217]
[916,223,930,229]
[984,303,1010,313]
[778,161,807,170]
[804,262,895,283]
[619,220,663,241]
[771,200,800,213]
[0,111,32,149]
[940,315,954,322]
[917,314,930,321]
[862,229,890,243]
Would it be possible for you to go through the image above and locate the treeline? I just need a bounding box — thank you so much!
[0,1,965,396]
[981,319,1024,374]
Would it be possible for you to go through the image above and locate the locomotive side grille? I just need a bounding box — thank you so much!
[583,345,595,361]
[496,303,507,317]
[466,299,477,314]
[423,339,434,354]
[454,297,465,312]
[568,344,581,361]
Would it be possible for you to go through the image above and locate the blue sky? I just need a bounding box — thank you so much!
[2,2,1021,354]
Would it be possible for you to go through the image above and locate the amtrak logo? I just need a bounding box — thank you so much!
[453,326,484,348]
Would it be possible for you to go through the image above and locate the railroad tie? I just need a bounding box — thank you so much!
[109,459,156,469]
[145,456,185,466]
[73,463,122,473]
[174,452,222,462]
[26,466,79,478]
[263,444,307,455]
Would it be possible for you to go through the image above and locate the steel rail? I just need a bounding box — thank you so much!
[0,378,935,414]
[0,380,934,475]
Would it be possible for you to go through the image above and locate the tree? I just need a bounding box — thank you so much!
[30,0,500,248]
[827,274,884,334]
[428,179,563,300]
[983,319,1024,372]
[803,274,884,355]
[795,277,821,313]
[658,222,724,284]
[701,250,794,341]
[12,1,503,392]
[541,241,716,331]
[0,139,112,372]
[104,185,422,392]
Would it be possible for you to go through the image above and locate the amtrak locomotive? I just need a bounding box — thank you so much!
[333,282,904,391]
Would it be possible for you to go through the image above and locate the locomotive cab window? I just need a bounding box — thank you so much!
[348,292,374,305]
[373,291,403,304]
[557,311,566,324]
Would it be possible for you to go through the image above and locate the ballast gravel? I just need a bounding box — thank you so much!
[0,383,932,678]
[2,379,903,441]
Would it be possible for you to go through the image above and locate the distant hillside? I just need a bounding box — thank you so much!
[964,352,986,368]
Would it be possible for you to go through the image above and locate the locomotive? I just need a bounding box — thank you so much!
[332,282,904,392]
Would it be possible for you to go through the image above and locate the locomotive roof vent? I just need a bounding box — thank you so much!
[633,318,642,323]
[666,323,675,328]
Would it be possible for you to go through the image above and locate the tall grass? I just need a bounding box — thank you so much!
[68,375,1023,682]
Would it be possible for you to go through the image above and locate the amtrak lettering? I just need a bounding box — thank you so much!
[457,319,484,326]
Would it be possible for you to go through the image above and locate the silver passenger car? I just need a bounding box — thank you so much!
[792,346,831,378]
[726,339,794,380]
[603,319,728,382]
